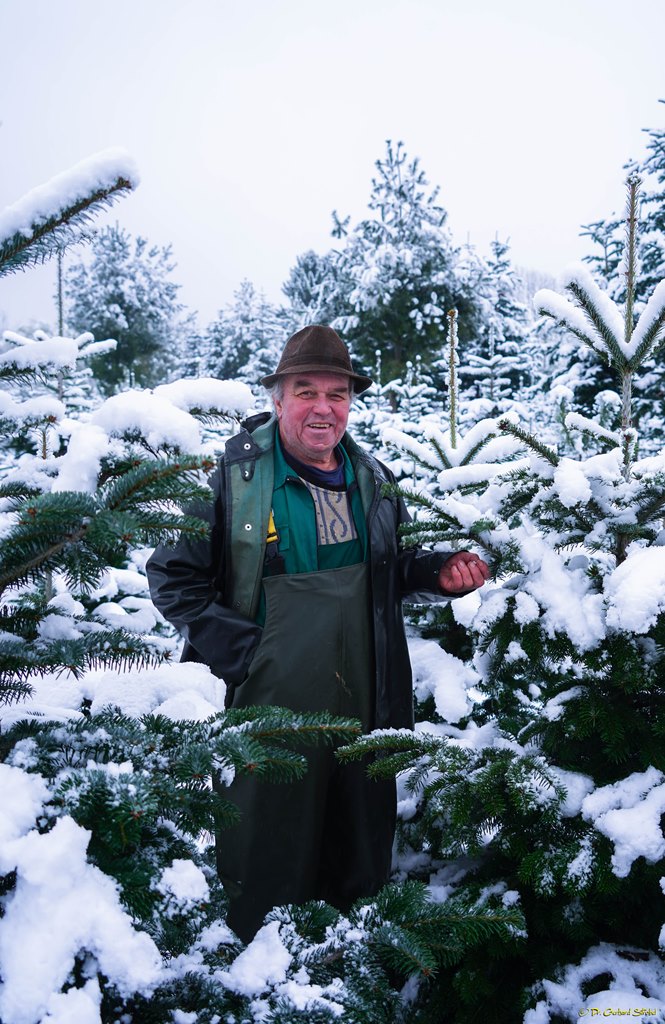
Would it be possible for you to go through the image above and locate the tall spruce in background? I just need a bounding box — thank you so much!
[342,174,665,1022]
[281,248,341,329]
[202,278,285,392]
[328,140,484,383]
[453,240,527,412]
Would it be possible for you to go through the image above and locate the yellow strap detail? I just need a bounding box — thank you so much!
[266,508,279,544]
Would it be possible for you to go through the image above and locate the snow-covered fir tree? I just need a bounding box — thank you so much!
[579,101,665,446]
[65,224,187,394]
[353,173,665,1022]
[202,278,286,394]
[1,152,525,1024]
[281,248,342,329]
[469,240,530,399]
[326,140,485,384]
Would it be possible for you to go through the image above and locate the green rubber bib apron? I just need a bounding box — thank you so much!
[216,560,396,943]
[234,561,373,726]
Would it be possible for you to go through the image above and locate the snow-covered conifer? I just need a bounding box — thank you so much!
[202,278,286,393]
[327,141,484,384]
[353,174,665,1022]
[457,241,531,414]
[65,224,187,394]
[281,248,341,328]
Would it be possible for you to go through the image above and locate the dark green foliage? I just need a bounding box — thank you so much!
[0,457,213,595]
[4,706,361,923]
[0,455,215,706]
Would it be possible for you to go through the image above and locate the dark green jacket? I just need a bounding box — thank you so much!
[146,413,450,730]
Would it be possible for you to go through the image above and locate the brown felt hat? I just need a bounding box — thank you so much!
[260,325,373,394]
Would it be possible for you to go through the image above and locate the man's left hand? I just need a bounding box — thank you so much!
[438,551,490,594]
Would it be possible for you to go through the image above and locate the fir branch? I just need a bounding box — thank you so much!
[336,728,449,766]
[0,480,43,503]
[384,482,467,529]
[498,418,559,466]
[633,474,665,526]
[383,433,446,474]
[100,456,214,513]
[116,512,210,547]
[564,412,622,449]
[371,922,439,977]
[215,734,310,782]
[217,708,362,747]
[0,177,135,278]
[627,279,665,370]
[0,458,214,594]
[531,486,599,538]
[0,673,34,706]
[0,363,42,386]
[536,295,612,366]
[0,630,165,698]
[565,278,626,369]
[424,431,453,470]
[459,431,500,466]
[0,492,97,593]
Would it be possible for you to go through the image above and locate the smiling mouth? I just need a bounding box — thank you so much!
[307,423,333,430]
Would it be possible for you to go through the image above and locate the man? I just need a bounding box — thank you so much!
[146,325,489,942]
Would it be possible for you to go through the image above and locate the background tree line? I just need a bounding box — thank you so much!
[57,109,665,462]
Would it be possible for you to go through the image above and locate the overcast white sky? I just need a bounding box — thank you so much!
[0,0,663,333]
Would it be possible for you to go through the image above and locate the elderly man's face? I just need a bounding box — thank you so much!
[274,372,351,470]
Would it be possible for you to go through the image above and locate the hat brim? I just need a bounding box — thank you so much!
[260,365,373,394]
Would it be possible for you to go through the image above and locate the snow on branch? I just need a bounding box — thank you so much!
[436,458,530,491]
[0,335,80,371]
[153,378,254,420]
[382,426,442,470]
[560,265,625,364]
[0,782,162,1023]
[628,278,665,368]
[564,412,622,448]
[581,766,665,878]
[383,416,524,474]
[0,391,65,430]
[0,148,139,278]
[535,287,609,362]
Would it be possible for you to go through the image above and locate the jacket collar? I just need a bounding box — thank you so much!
[225,412,275,464]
